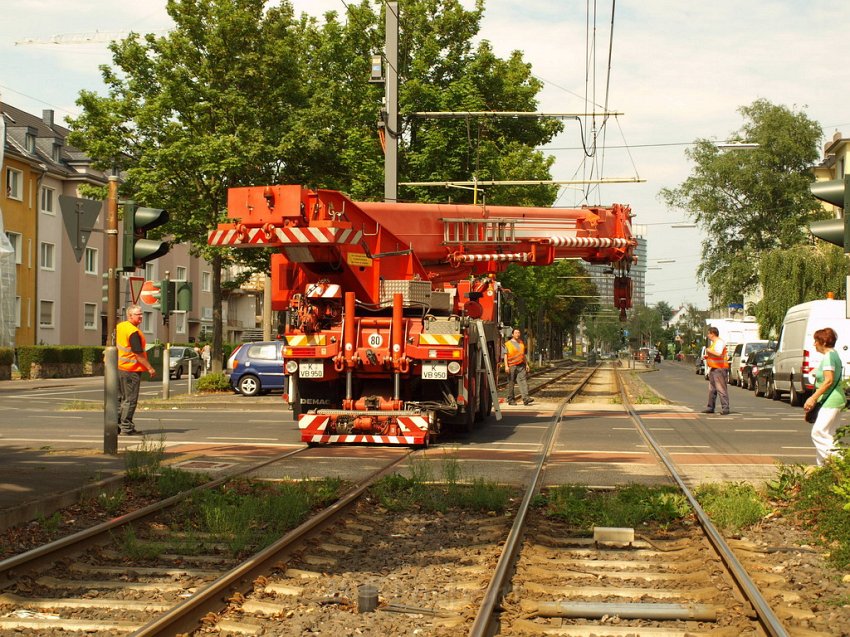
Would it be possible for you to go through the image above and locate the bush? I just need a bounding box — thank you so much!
[0,348,13,366]
[197,372,232,393]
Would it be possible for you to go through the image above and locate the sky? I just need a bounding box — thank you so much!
[2,1,846,311]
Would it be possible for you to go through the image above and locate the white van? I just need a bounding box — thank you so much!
[772,299,850,406]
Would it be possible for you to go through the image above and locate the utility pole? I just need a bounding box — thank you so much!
[103,176,119,455]
[384,1,398,202]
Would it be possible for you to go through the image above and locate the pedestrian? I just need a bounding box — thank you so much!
[201,343,211,373]
[702,326,730,415]
[804,327,844,466]
[503,328,534,406]
[116,304,156,435]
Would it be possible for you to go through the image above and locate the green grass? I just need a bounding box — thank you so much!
[178,477,343,557]
[371,451,512,514]
[694,482,769,533]
[124,432,167,481]
[539,484,689,530]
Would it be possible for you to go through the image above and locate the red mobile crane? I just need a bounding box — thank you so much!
[209,185,635,446]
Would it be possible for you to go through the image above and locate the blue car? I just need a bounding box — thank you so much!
[227,341,286,396]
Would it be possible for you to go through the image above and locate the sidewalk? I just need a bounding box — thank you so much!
[0,384,285,531]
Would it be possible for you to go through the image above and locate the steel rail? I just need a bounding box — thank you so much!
[132,449,414,636]
[614,368,790,637]
[469,365,599,637]
[0,446,307,580]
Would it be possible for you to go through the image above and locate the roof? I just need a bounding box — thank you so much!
[1,101,106,184]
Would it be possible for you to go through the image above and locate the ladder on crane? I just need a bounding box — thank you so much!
[443,218,518,245]
[474,319,502,421]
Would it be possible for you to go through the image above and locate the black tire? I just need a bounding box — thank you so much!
[754,378,764,397]
[789,380,804,407]
[238,374,261,397]
[768,379,779,400]
[173,366,183,380]
[193,365,201,379]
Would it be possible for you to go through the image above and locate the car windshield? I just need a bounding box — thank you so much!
[171,348,186,357]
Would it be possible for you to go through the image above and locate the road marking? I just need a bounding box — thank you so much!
[736,429,797,433]
[782,446,814,450]
[207,436,280,441]
[486,441,541,447]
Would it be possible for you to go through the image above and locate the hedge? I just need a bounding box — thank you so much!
[16,345,105,379]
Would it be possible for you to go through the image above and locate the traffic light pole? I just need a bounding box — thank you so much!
[162,270,171,400]
[104,176,120,455]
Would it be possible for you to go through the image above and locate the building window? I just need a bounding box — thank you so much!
[25,134,36,153]
[40,242,55,270]
[5,168,22,200]
[40,186,55,214]
[52,144,61,162]
[202,271,211,292]
[174,311,186,334]
[14,297,21,328]
[145,263,155,281]
[39,300,54,328]
[84,303,97,329]
[5,232,22,264]
[84,247,97,274]
[176,266,187,280]
[141,312,153,334]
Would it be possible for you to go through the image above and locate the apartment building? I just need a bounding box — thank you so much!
[1,101,261,347]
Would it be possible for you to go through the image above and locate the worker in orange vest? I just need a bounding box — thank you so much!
[503,328,534,406]
[116,304,156,434]
[702,326,730,415]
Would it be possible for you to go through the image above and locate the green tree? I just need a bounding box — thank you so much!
[655,300,674,324]
[68,0,314,367]
[67,0,562,364]
[660,99,823,306]
[756,244,846,336]
[499,260,595,358]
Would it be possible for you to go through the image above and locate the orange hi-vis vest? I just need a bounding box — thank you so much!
[705,339,728,369]
[117,321,148,372]
[505,339,526,367]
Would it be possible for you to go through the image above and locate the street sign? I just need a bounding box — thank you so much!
[59,195,102,262]
[139,280,160,306]
[128,276,145,305]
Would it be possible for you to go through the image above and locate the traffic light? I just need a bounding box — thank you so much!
[122,201,170,272]
[174,280,193,312]
[810,175,850,251]
[101,272,111,304]
[149,280,176,315]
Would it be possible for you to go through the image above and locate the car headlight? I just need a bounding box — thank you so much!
[285,360,299,374]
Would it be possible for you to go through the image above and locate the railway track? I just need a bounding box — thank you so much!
[0,363,834,635]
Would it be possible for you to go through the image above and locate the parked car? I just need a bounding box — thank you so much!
[740,348,774,391]
[227,341,285,396]
[168,346,202,380]
[730,340,772,386]
[752,350,776,397]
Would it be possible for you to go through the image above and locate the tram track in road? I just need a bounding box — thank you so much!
[0,447,412,635]
[0,364,839,635]
[471,364,817,637]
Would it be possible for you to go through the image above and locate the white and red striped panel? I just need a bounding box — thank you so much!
[305,283,342,299]
[298,414,430,446]
[452,252,532,263]
[546,236,632,248]
[208,226,363,247]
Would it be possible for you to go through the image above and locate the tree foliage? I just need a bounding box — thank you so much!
[660,99,824,306]
[756,244,846,336]
[498,260,595,356]
[66,0,563,360]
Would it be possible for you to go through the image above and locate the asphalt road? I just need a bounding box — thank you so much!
[0,362,821,471]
